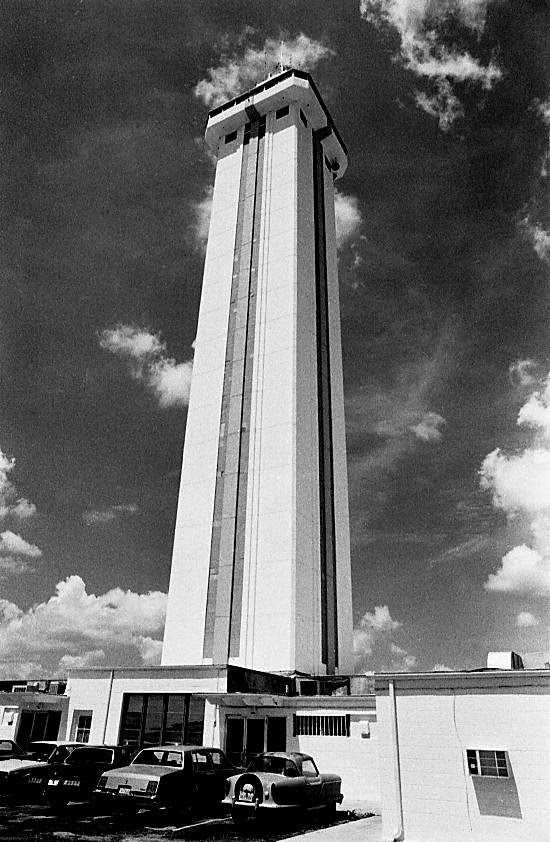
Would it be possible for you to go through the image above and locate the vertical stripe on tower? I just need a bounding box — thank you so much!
[312,130,338,673]
[203,117,265,662]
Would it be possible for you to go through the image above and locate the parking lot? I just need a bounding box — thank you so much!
[0,797,370,842]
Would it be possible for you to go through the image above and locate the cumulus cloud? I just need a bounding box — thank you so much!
[192,186,213,251]
[509,359,538,388]
[82,504,138,526]
[195,33,334,108]
[0,531,41,557]
[480,370,550,596]
[0,447,37,521]
[516,610,539,628]
[354,605,416,671]
[334,190,363,249]
[0,575,167,678]
[361,0,502,130]
[0,556,32,578]
[410,411,446,442]
[99,325,193,408]
[433,662,453,671]
[520,217,550,264]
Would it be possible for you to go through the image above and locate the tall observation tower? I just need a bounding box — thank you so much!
[162,69,353,675]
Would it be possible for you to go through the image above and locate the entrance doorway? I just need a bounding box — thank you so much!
[225,715,286,767]
[16,710,61,748]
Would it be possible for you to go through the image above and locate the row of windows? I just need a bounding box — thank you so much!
[224,105,308,145]
[293,714,350,737]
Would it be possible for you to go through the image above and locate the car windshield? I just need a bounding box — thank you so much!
[66,747,113,764]
[248,756,299,776]
[132,749,183,767]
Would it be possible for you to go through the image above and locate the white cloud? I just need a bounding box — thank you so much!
[353,605,417,671]
[99,325,193,409]
[0,576,167,678]
[485,545,550,595]
[0,531,42,557]
[192,187,213,251]
[509,359,538,388]
[361,0,502,130]
[433,663,453,671]
[195,33,334,108]
[0,447,37,521]
[516,611,540,628]
[58,650,107,670]
[0,556,32,577]
[481,370,550,596]
[334,190,363,249]
[410,411,446,442]
[82,504,138,526]
[520,218,550,264]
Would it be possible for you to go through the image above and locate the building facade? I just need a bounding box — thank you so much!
[161,69,353,675]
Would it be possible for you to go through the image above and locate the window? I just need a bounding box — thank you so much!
[119,694,204,748]
[68,747,112,764]
[1,707,17,727]
[72,711,92,743]
[302,758,319,778]
[300,109,308,127]
[293,715,350,737]
[276,105,289,119]
[467,749,509,778]
[225,130,238,144]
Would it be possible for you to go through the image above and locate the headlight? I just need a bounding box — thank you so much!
[146,780,158,794]
[96,777,107,790]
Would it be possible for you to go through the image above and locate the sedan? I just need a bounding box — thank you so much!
[0,741,80,797]
[223,752,343,825]
[95,745,238,813]
[40,745,134,809]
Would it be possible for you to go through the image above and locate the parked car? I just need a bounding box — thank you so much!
[0,741,80,797]
[0,740,25,761]
[95,745,238,813]
[223,751,343,825]
[38,745,133,808]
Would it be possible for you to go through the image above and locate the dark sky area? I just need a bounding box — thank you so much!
[1,0,549,676]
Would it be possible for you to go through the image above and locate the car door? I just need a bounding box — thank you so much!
[191,749,217,804]
[207,750,235,801]
[301,758,323,807]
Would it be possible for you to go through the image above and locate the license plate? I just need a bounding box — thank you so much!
[239,791,254,803]
[48,780,59,786]
[118,785,131,796]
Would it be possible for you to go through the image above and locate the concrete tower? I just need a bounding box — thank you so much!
[162,69,353,675]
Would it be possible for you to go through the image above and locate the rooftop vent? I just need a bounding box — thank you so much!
[487,651,524,670]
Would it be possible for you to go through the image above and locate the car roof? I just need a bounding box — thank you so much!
[260,752,313,762]
[30,740,80,746]
[134,745,219,753]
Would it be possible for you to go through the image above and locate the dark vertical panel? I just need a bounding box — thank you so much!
[312,130,338,674]
[203,117,265,663]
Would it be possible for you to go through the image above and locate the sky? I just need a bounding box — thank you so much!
[1,0,550,678]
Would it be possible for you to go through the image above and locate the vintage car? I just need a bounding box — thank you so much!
[223,751,343,825]
[36,744,133,808]
[0,741,80,796]
[95,745,238,812]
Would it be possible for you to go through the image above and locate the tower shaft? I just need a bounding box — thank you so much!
[162,70,352,674]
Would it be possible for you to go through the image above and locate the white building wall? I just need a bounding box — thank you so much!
[377,673,550,842]
[65,668,227,746]
[162,142,242,666]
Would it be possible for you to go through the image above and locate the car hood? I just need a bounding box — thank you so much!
[0,758,46,774]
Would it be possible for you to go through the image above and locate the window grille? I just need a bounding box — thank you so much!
[293,714,350,737]
[467,749,509,778]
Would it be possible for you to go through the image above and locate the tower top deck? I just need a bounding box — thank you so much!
[205,68,348,178]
